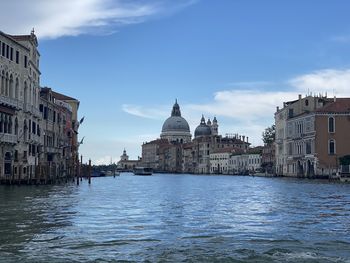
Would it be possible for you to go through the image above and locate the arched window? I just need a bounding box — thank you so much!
[24,120,28,142]
[15,118,18,135]
[9,74,14,98]
[329,139,336,155]
[5,72,9,96]
[15,78,19,99]
[0,71,4,95]
[328,117,335,133]
[0,113,3,133]
[8,116,12,134]
[4,115,8,133]
[24,81,28,105]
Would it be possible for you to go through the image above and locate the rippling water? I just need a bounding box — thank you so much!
[1,173,350,262]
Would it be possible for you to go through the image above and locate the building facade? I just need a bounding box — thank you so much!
[117,149,140,171]
[142,101,251,174]
[275,94,350,177]
[0,30,80,183]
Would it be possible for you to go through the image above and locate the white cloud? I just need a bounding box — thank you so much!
[289,69,350,97]
[186,90,297,121]
[122,104,168,119]
[121,68,350,149]
[80,138,143,165]
[0,0,197,39]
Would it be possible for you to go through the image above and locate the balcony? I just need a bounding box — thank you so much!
[0,133,17,144]
[24,103,42,118]
[0,94,23,110]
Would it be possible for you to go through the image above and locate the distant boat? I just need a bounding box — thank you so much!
[91,170,106,177]
[133,167,153,176]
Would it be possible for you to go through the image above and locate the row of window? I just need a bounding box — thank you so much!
[229,158,261,165]
[39,104,67,124]
[0,40,28,68]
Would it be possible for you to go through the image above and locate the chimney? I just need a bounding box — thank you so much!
[334,96,337,102]
[298,94,302,100]
[242,135,245,142]
[276,106,279,111]
[247,137,249,143]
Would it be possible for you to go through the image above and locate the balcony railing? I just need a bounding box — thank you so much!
[0,94,24,109]
[0,133,17,144]
[24,103,42,117]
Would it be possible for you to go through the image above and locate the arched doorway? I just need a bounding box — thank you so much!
[297,161,304,177]
[4,152,12,176]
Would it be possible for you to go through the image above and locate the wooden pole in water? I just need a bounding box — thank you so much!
[76,155,79,186]
[80,155,83,181]
[88,159,91,184]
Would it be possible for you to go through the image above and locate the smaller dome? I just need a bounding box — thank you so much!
[195,115,212,138]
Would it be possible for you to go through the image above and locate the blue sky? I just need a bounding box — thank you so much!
[3,0,350,164]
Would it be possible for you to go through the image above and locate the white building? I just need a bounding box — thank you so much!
[229,153,261,174]
[209,149,232,174]
[0,30,42,180]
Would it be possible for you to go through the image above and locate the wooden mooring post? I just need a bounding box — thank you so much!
[88,159,91,185]
[80,155,83,181]
[76,156,80,186]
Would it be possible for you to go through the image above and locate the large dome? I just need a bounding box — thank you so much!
[160,100,191,143]
[194,116,212,138]
[162,116,190,133]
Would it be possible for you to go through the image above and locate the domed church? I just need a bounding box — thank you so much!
[194,115,218,138]
[160,100,192,143]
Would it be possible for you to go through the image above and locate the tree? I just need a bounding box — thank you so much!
[262,124,275,145]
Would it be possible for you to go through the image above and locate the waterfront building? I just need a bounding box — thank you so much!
[50,89,80,176]
[117,149,140,171]
[228,147,262,174]
[159,142,183,173]
[275,94,350,177]
[182,142,195,173]
[142,139,168,171]
[209,148,234,174]
[0,30,42,181]
[0,30,80,183]
[39,87,77,179]
[261,142,275,174]
[142,101,251,174]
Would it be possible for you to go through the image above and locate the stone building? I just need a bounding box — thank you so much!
[275,94,350,177]
[0,30,80,183]
[117,149,140,171]
[261,142,275,174]
[209,148,236,174]
[50,90,80,175]
[39,87,77,179]
[142,139,168,171]
[141,101,251,174]
[0,30,42,181]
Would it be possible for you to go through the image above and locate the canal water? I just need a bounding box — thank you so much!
[0,173,350,263]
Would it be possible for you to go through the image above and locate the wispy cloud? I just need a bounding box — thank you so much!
[122,104,168,119]
[0,0,197,39]
[289,68,350,97]
[121,68,350,147]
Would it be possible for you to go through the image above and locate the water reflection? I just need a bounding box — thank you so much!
[1,174,350,262]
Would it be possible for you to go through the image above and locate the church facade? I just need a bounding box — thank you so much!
[141,100,250,174]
